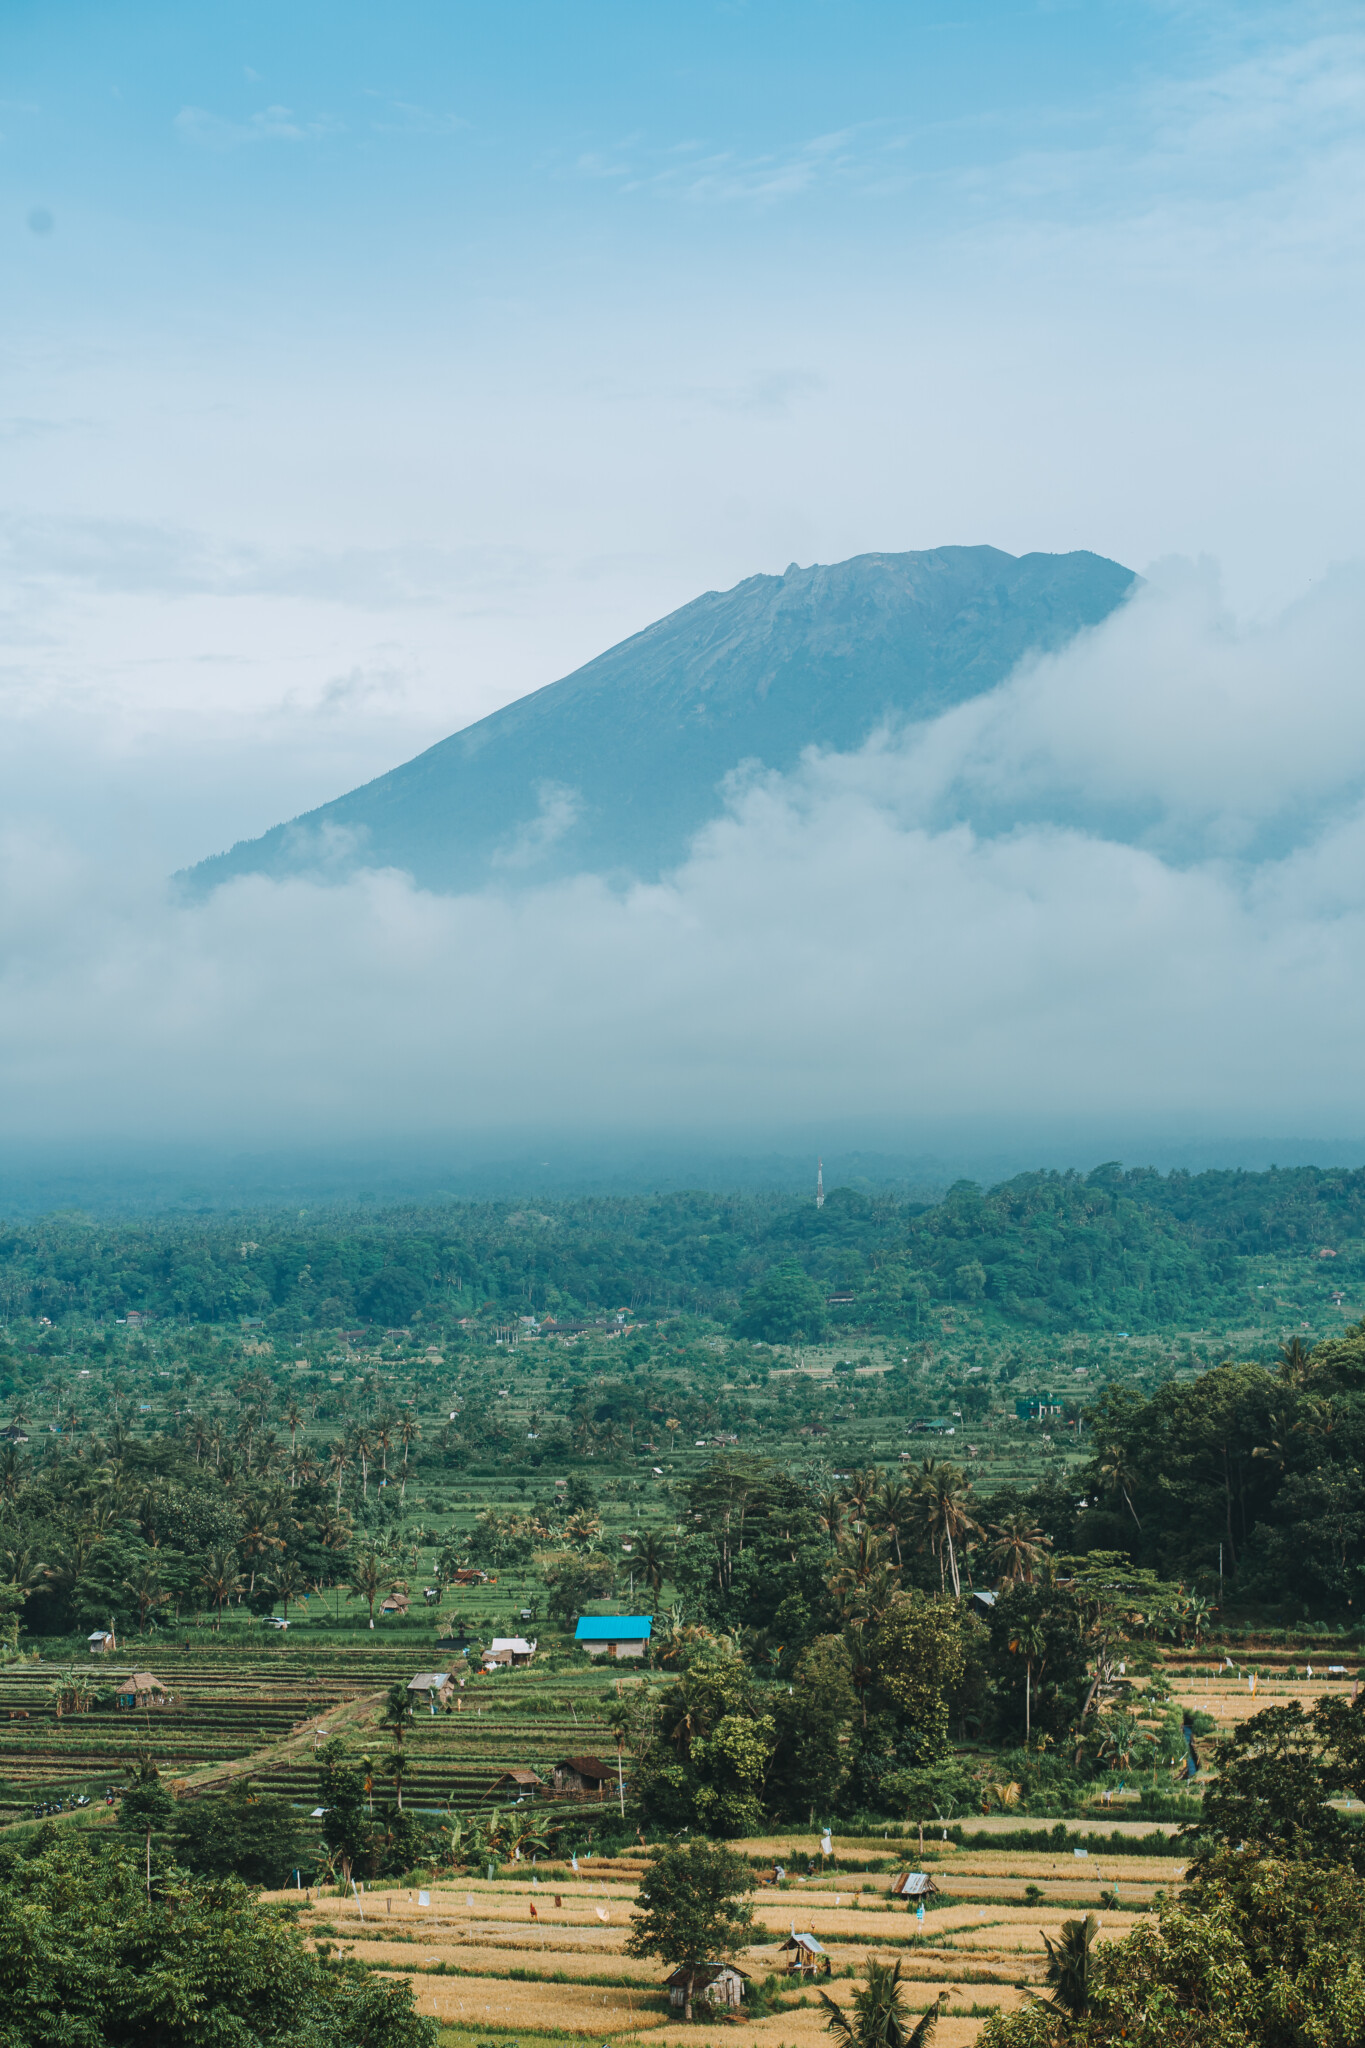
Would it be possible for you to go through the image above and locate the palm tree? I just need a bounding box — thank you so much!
[270,1556,309,1622]
[819,1959,942,2048]
[382,1747,408,1812]
[328,1441,351,1512]
[199,1547,242,1630]
[604,1699,631,1818]
[284,1401,303,1475]
[922,1467,978,1599]
[637,1528,669,1606]
[348,1547,392,1629]
[398,1412,421,1503]
[351,1426,373,1502]
[1042,1914,1098,2017]
[987,1513,1048,1586]
[122,1562,168,1634]
[1009,1619,1048,1741]
[374,1418,393,1488]
[1094,1441,1143,1533]
[875,1480,915,1568]
[381,1679,414,1747]
[816,1490,847,1544]
[1278,1335,1313,1383]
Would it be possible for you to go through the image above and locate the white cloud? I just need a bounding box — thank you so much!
[173,104,341,150]
[3,561,1365,1145]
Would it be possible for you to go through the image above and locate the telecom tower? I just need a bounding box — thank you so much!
[816,1159,824,1209]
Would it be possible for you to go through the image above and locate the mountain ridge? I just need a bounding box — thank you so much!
[184,543,1137,895]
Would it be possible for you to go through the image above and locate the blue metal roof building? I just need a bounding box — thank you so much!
[575,1615,652,1659]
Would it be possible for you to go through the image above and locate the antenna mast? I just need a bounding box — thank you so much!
[816,1158,824,1210]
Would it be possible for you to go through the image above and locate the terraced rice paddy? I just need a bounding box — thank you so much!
[266,1853,1175,2048]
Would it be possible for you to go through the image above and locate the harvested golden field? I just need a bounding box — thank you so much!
[270,1845,1162,2046]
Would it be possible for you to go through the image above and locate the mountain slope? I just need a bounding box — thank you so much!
[186,544,1136,894]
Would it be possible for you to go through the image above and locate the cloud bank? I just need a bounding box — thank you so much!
[3,561,1365,1148]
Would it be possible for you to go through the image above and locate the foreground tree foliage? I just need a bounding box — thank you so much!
[0,1830,437,2048]
[979,1853,1365,2048]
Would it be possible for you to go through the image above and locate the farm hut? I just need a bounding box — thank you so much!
[780,1934,830,1977]
[665,1965,748,2014]
[407,1671,456,1709]
[969,1590,996,1620]
[116,1672,168,1711]
[87,1630,117,1655]
[487,1767,545,1799]
[890,1872,939,1902]
[484,1635,536,1668]
[380,1591,410,1617]
[453,1568,492,1586]
[553,1754,617,1797]
[574,1615,653,1660]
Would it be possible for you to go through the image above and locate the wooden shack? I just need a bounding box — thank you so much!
[487,1767,545,1799]
[87,1630,117,1656]
[665,1964,748,2012]
[890,1871,940,1902]
[407,1671,456,1709]
[116,1672,169,1711]
[779,1933,830,1977]
[553,1754,616,1797]
[380,1591,410,1616]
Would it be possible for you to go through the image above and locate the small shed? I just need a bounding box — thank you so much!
[890,1872,940,1901]
[87,1630,117,1656]
[407,1671,456,1708]
[780,1934,830,1977]
[574,1615,653,1660]
[969,1590,997,1620]
[484,1635,536,1668]
[553,1754,617,1796]
[488,1767,545,1799]
[116,1672,168,1710]
[665,1965,749,2011]
[380,1591,410,1616]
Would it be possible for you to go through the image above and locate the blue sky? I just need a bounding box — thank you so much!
[3,4,1365,1148]
[6,2,1362,870]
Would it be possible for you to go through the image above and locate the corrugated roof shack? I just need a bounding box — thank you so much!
[666,1965,748,2013]
[553,1754,617,1797]
[574,1615,653,1660]
[407,1671,457,1709]
[890,1872,940,1903]
[780,1934,830,1977]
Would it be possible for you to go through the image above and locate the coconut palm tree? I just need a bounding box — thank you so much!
[199,1547,242,1630]
[382,1747,408,1812]
[347,1547,393,1629]
[1009,1618,1048,1741]
[350,1426,373,1502]
[604,1699,631,1818]
[398,1412,421,1503]
[819,1958,943,2048]
[637,1528,670,1606]
[328,1441,351,1512]
[921,1468,978,1599]
[270,1556,309,1622]
[1094,1441,1143,1533]
[1042,1914,1098,2017]
[986,1513,1048,1586]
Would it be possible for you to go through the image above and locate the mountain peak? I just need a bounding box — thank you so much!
[184,543,1135,896]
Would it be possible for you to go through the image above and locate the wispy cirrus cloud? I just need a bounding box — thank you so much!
[173,103,342,150]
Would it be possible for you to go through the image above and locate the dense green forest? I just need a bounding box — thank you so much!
[0,1162,1360,1337]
